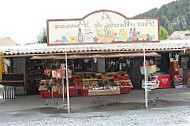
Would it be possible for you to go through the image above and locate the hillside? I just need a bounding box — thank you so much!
[135,0,190,34]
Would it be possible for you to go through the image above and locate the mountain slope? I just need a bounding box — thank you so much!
[135,0,190,34]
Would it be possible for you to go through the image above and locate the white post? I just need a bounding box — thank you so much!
[65,50,70,113]
[10,87,12,99]
[143,44,148,108]
[13,87,15,99]
[51,83,54,100]
[62,75,65,105]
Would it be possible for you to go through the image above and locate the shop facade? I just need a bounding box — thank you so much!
[0,41,186,97]
[0,10,189,104]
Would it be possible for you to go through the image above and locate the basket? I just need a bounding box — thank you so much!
[97,26,116,43]
[97,34,115,43]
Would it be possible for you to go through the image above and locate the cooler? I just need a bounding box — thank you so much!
[153,74,170,88]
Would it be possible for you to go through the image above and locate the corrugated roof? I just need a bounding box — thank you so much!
[1,40,189,57]
[30,52,161,59]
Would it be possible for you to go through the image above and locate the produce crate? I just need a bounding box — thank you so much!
[120,87,131,94]
[75,81,83,88]
[81,89,88,97]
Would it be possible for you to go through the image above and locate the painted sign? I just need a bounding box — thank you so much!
[47,10,160,45]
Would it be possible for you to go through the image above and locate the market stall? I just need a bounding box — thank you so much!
[1,10,189,112]
[38,62,133,98]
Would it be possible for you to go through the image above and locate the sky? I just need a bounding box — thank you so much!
[0,0,175,45]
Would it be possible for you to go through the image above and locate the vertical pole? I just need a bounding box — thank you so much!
[13,87,15,99]
[62,75,65,105]
[3,86,5,100]
[8,86,9,99]
[65,50,70,113]
[10,86,12,99]
[52,81,53,100]
[143,44,148,108]
[6,86,7,99]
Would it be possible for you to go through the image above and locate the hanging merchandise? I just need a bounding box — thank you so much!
[55,64,64,79]
[58,86,63,94]
[52,70,57,78]
[68,69,72,78]
[84,59,90,63]
[56,69,62,79]
[44,68,51,76]
[94,58,97,63]
[60,63,66,70]
[108,60,111,67]
[60,63,66,78]
[51,63,72,79]
[52,85,59,93]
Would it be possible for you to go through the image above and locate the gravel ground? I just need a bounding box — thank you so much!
[1,88,190,126]
[1,106,190,126]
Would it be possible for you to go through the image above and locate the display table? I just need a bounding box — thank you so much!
[0,73,24,86]
[88,89,120,96]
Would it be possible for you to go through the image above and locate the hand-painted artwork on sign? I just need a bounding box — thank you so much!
[47,10,160,45]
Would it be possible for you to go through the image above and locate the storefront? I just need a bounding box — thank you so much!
[0,41,186,96]
[33,52,163,97]
[0,10,188,112]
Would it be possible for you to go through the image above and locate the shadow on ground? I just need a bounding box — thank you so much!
[13,99,190,115]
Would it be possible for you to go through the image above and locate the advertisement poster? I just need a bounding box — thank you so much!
[47,10,160,45]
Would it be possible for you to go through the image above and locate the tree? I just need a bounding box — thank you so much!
[160,26,169,40]
[135,0,190,35]
[37,28,47,43]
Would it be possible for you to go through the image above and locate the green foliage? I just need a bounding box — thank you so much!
[37,28,47,43]
[160,26,168,40]
[135,0,190,35]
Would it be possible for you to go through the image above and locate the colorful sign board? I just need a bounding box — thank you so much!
[47,10,160,45]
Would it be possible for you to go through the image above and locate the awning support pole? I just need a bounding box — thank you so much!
[143,44,148,108]
[65,49,70,113]
[62,75,65,105]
